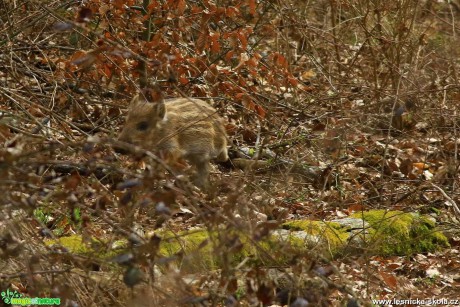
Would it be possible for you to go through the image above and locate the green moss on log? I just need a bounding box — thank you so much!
[44,210,450,273]
[351,210,449,255]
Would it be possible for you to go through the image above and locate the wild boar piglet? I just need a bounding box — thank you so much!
[117,89,228,188]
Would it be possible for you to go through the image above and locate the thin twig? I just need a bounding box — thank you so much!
[430,183,460,217]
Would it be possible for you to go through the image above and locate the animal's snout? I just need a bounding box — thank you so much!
[113,145,128,155]
[113,136,131,154]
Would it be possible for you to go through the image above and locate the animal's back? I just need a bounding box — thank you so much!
[164,98,228,162]
[165,98,217,120]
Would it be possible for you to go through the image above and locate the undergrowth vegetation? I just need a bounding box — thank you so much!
[1,0,460,305]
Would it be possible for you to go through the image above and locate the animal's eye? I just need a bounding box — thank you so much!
[136,121,149,131]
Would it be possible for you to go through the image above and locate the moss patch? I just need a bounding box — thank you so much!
[158,229,219,271]
[46,235,92,254]
[157,228,296,271]
[44,210,450,273]
[281,220,349,256]
[351,210,449,255]
[45,234,123,259]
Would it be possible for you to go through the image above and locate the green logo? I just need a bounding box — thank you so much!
[1,289,21,304]
[1,289,61,305]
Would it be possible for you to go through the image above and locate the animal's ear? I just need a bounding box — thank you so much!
[129,94,141,107]
[155,102,166,119]
[140,86,163,104]
[140,85,165,119]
